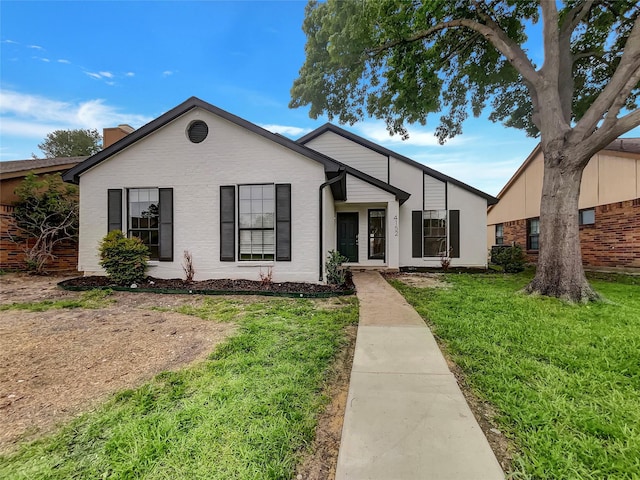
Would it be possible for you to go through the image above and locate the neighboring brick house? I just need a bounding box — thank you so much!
[1,157,86,271]
[487,139,640,269]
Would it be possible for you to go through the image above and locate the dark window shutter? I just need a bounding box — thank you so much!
[449,210,460,258]
[275,184,292,261]
[220,186,235,262]
[107,189,122,232]
[412,210,422,258]
[158,188,173,261]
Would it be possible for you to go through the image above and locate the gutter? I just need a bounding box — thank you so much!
[318,168,347,281]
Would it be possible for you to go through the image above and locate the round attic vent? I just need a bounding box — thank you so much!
[187,120,208,143]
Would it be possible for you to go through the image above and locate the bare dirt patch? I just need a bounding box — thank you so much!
[386,271,450,289]
[0,274,236,453]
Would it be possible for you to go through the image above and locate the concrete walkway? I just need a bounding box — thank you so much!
[335,271,504,480]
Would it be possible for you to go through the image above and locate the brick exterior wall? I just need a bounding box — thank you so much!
[0,204,79,272]
[498,198,640,268]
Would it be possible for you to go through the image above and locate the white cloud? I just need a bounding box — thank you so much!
[260,124,312,137]
[0,90,152,139]
[125,72,135,77]
[99,71,114,78]
[28,44,44,50]
[162,70,174,76]
[353,121,471,147]
[84,71,102,79]
[57,59,71,64]
[40,57,50,62]
[2,39,18,44]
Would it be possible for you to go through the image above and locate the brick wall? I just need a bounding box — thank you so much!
[499,198,640,268]
[0,204,79,272]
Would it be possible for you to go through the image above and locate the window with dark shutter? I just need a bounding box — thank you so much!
[275,184,291,261]
[158,188,173,261]
[449,210,460,258]
[411,210,422,258]
[220,185,236,261]
[107,189,122,232]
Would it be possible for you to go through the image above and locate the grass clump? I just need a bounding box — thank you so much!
[0,297,357,479]
[0,289,113,312]
[389,272,640,479]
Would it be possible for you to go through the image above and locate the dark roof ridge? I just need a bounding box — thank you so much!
[298,123,498,205]
[63,97,341,184]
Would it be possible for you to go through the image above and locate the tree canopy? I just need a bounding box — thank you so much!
[291,0,639,147]
[35,128,102,158]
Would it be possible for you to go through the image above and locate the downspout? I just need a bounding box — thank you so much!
[319,169,347,281]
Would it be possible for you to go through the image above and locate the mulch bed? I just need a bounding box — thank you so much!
[59,276,355,298]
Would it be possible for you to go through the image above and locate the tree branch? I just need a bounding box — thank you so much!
[560,0,596,41]
[368,17,540,87]
[574,15,640,139]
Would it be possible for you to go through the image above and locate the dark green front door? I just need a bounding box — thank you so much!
[337,212,358,262]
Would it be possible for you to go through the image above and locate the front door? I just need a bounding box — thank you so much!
[337,212,359,262]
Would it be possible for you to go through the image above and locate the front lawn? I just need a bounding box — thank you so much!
[0,297,357,479]
[389,272,640,480]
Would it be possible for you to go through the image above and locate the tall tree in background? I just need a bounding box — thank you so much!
[290,0,640,302]
[34,128,102,158]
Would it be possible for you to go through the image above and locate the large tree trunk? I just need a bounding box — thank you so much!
[524,147,599,303]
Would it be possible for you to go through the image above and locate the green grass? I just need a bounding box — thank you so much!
[389,272,640,479]
[0,296,357,479]
[0,289,114,311]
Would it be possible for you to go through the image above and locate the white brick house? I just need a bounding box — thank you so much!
[64,97,496,283]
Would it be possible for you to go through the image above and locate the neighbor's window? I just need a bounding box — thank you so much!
[495,223,504,245]
[128,188,159,259]
[527,218,540,250]
[423,210,447,257]
[238,184,275,260]
[368,209,385,260]
[579,208,595,225]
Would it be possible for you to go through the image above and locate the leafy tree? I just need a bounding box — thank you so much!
[290,1,640,302]
[34,128,102,158]
[12,173,78,273]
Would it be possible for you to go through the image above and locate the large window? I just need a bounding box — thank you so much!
[128,188,159,259]
[239,184,275,260]
[527,218,540,250]
[368,209,385,260]
[423,210,447,257]
[495,223,504,245]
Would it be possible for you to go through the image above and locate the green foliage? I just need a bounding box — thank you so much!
[0,297,358,479]
[0,289,113,312]
[35,128,102,158]
[290,1,638,142]
[98,230,149,286]
[390,273,640,479]
[12,173,78,273]
[491,244,526,273]
[325,249,349,286]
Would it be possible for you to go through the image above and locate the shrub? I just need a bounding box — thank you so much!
[98,230,149,286]
[325,250,349,286]
[182,250,195,283]
[492,244,526,273]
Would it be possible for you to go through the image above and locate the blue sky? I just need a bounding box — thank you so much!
[0,1,633,196]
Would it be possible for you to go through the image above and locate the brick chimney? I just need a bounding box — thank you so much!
[103,124,134,148]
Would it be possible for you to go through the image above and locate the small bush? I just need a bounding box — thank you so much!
[325,250,349,286]
[99,230,149,286]
[492,244,526,273]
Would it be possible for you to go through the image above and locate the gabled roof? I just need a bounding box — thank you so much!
[298,123,498,205]
[63,97,343,184]
[488,137,640,212]
[1,157,86,180]
[62,96,410,204]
